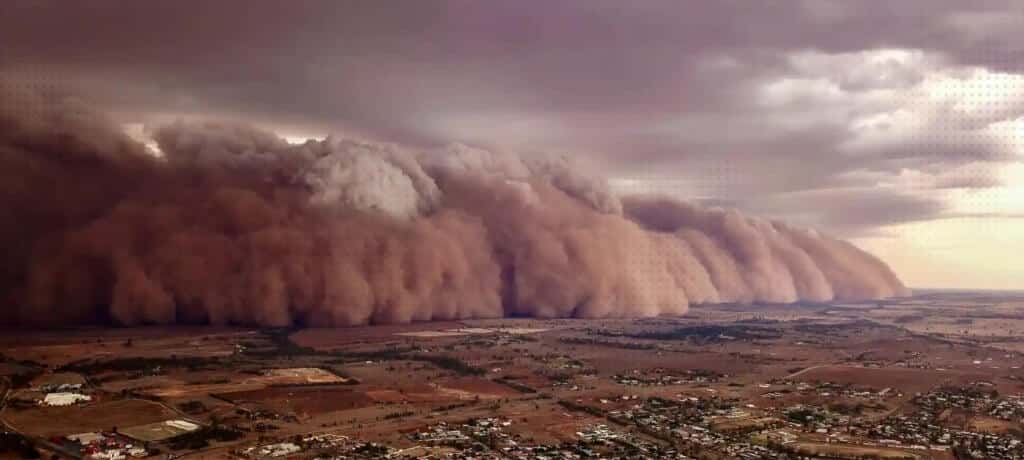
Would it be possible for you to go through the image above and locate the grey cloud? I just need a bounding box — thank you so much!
[1,0,1021,237]
[931,172,1003,190]
[857,137,1019,173]
[750,187,949,233]
[3,1,1018,137]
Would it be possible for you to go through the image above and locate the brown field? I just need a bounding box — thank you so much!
[1,398,177,437]
[790,365,989,393]
[710,416,781,432]
[100,375,186,393]
[396,383,456,403]
[29,372,86,387]
[0,327,247,366]
[439,377,520,398]
[119,420,198,442]
[216,386,376,415]
[365,389,408,403]
[790,442,926,459]
[969,416,1021,434]
[252,367,350,385]
[114,367,349,398]
[291,322,467,349]
[144,382,266,398]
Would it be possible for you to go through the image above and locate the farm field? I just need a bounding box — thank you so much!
[2,291,1023,459]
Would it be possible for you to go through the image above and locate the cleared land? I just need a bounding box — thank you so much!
[1,292,1022,459]
[2,398,177,437]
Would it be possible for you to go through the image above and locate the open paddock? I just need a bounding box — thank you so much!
[1,398,177,437]
[30,372,86,388]
[0,328,247,366]
[291,322,467,349]
[790,365,989,393]
[438,378,520,399]
[119,419,200,442]
[215,386,376,415]
[253,367,351,385]
[144,382,266,398]
[364,383,457,404]
[789,442,927,460]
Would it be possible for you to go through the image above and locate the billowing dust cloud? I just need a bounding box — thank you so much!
[0,86,908,327]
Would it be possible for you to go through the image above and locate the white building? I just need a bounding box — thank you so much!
[41,392,91,406]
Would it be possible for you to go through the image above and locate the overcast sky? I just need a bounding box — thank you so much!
[2,0,1023,289]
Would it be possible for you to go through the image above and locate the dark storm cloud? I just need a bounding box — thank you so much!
[1,0,1021,234]
[2,1,1016,132]
[752,188,950,232]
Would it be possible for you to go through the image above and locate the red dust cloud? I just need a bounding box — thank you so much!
[0,85,907,327]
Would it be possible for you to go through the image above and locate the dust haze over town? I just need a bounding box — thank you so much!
[2,1,1023,459]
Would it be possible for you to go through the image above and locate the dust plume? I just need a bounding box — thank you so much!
[0,85,908,327]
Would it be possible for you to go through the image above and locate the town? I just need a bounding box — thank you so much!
[3,291,1024,459]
